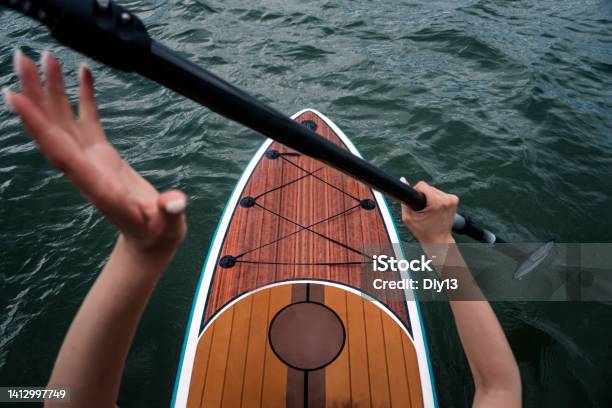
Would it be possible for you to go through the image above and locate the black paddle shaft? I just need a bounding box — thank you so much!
[0,0,508,246]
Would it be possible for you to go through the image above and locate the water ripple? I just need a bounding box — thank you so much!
[1,0,612,406]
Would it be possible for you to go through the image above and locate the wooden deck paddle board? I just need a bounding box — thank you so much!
[172,109,437,407]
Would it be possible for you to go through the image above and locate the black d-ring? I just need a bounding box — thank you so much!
[302,120,317,131]
[361,199,376,210]
[240,196,256,208]
[219,255,236,269]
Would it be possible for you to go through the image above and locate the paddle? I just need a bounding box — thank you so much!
[0,0,553,273]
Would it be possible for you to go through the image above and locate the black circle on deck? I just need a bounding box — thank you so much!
[265,150,280,159]
[240,196,256,208]
[219,255,236,269]
[268,301,345,371]
[302,120,317,131]
[361,199,376,210]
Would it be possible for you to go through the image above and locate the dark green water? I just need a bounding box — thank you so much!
[1,0,612,406]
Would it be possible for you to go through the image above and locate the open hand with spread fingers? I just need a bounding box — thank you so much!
[3,50,187,254]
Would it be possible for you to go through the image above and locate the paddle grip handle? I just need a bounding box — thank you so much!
[0,0,151,71]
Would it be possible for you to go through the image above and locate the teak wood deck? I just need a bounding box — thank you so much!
[182,111,429,407]
[188,283,423,407]
[204,111,409,326]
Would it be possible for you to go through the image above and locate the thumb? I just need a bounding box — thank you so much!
[158,190,188,239]
[400,177,413,223]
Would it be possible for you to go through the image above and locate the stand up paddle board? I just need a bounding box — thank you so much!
[172,109,437,407]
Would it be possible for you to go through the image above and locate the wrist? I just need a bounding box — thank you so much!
[115,234,177,275]
[119,233,180,258]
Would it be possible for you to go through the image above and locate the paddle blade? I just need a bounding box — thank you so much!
[513,240,555,280]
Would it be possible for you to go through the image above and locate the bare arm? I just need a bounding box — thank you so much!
[45,237,176,407]
[400,178,521,407]
[431,246,522,408]
[5,50,187,407]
